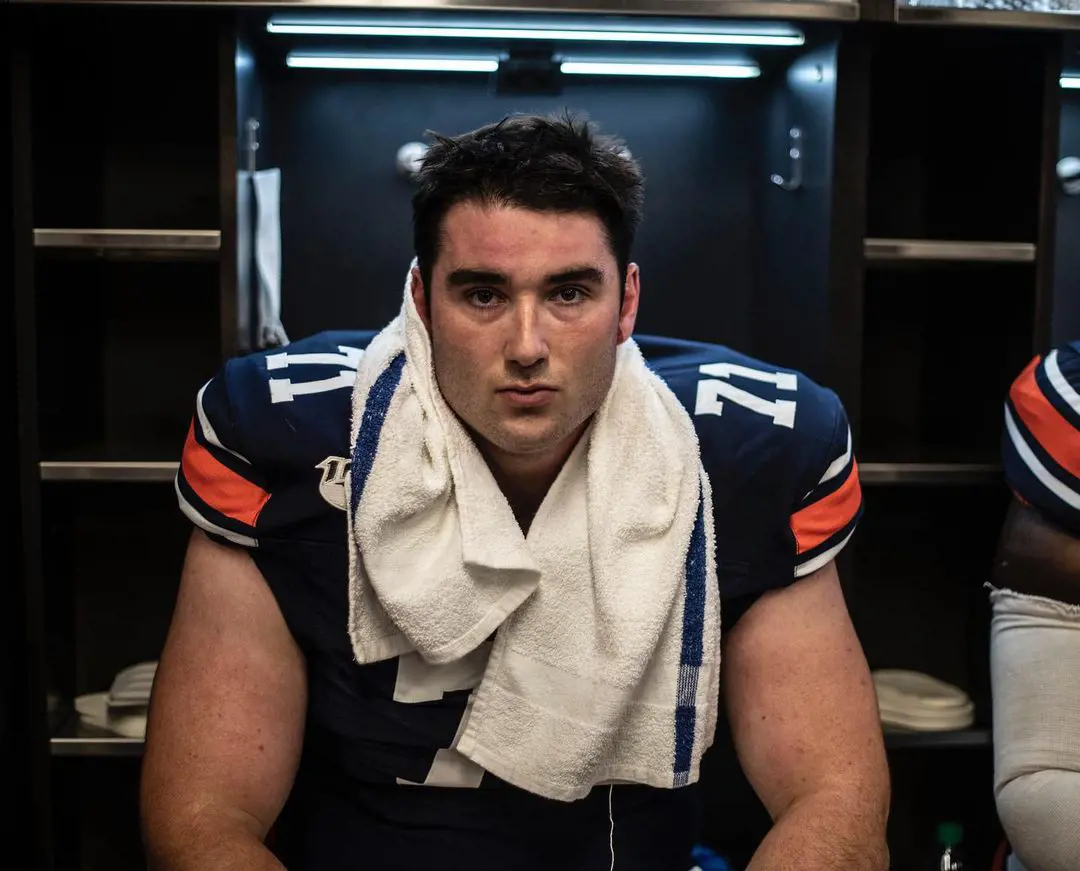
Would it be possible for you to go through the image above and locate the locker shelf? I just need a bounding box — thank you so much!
[859,463,1002,485]
[11,0,861,24]
[40,461,178,482]
[883,727,992,750]
[895,5,1080,33]
[863,238,1036,263]
[34,229,220,259]
[50,718,145,758]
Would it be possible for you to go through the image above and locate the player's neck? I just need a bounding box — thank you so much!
[476,420,590,534]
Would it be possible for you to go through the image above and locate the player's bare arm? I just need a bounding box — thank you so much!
[723,560,890,871]
[140,530,307,871]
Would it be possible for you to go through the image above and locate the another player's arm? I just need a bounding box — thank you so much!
[989,345,1080,870]
[140,530,307,871]
[993,497,1080,605]
[996,343,1080,604]
[989,495,1080,871]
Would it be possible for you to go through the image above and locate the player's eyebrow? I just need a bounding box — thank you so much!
[543,267,605,285]
[445,267,606,287]
[446,269,508,287]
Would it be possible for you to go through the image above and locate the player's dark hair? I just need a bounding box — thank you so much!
[412,111,644,295]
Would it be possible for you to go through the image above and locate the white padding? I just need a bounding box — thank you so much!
[990,587,1080,871]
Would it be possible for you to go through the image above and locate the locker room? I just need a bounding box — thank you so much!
[6,3,1080,870]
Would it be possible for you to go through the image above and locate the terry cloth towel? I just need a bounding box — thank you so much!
[251,168,289,349]
[346,267,720,802]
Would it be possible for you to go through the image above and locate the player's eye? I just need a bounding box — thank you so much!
[467,288,502,308]
[552,287,587,305]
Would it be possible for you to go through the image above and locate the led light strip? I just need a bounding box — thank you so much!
[286,54,499,72]
[1062,75,1080,90]
[285,53,761,80]
[561,61,759,79]
[267,20,804,47]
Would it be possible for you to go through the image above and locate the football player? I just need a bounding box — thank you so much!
[990,340,1080,871]
[140,113,889,871]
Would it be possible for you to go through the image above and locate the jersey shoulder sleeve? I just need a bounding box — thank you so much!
[1002,340,1080,535]
[175,330,376,548]
[787,385,860,579]
[639,335,862,598]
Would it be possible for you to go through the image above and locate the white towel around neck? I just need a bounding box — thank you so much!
[346,268,720,801]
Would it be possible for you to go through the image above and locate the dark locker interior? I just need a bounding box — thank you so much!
[242,15,844,389]
[8,3,1080,871]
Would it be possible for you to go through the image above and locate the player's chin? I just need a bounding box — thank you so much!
[492,418,566,455]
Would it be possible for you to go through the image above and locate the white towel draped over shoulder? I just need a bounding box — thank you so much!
[346,267,720,802]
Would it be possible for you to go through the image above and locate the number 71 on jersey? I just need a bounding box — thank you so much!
[694,362,797,429]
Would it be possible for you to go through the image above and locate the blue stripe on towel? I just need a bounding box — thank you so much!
[674,480,707,787]
[350,352,406,511]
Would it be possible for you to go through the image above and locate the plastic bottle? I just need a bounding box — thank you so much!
[934,822,966,871]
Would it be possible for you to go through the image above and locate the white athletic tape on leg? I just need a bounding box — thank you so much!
[991,588,1080,871]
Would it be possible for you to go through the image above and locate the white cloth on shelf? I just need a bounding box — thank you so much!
[73,659,158,740]
[252,168,288,349]
[872,669,975,731]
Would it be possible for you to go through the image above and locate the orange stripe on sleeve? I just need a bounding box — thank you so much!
[791,460,862,554]
[1010,356,1080,480]
[181,421,270,527]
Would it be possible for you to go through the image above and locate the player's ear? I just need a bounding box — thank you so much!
[617,264,640,345]
[411,265,431,331]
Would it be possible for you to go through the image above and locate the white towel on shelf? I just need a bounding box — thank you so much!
[345,266,720,802]
[107,660,158,709]
[873,669,975,731]
[236,170,253,348]
[252,168,289,349]
[73,660,159,740]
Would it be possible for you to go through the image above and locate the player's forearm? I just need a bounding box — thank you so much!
[144,805,287,871]
[745,787,889,871]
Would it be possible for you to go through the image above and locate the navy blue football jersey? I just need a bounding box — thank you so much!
[1002,340,1080,535]
[174,331,861,870]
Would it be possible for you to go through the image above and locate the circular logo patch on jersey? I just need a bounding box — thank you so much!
[316,456,350,511]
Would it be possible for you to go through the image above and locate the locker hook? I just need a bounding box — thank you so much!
[1058,156,1080,195]
[245,118,260,173]
[396,141,429,180]
[770,127,802,192]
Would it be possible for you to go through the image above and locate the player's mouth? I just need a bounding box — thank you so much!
[498,385,557,407]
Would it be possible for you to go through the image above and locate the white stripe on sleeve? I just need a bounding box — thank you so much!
[817,427,853,486]
[794,528,855,578]
[196,380,251,465]
[1005,404,1080,510]
[175,477,258,548]
[1045,350,1080,418]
